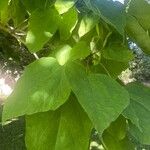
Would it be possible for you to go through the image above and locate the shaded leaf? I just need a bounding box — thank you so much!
[128,0,150,30]
[26,95,92,150]
[123,82,150,144]
[83,0,126,34]
[92,59,129,78]
[21,0,54,13]
[126,15,150,55]
[102,116,134,150]
[9,0,27,26]
[103,133,134,150]
[103,43,133,62]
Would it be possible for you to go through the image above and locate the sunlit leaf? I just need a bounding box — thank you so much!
[55,0,77,14]
[59,7,78,41]
[55,41,90,65]
[78,13,99,37]
[26,7,60,52]
[3,57,71,122]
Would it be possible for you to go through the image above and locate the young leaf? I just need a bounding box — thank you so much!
[26,95,92,150]
[65,62,129,134]
[55,0,77,14]
[59,7,78,41]
[25,7,60,52]
[123,82,150,145]
[2,57,71,122]
[55,41,90,65]
[78,13,99,37]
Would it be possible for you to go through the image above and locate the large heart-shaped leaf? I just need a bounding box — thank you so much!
[26,95,92,150]
[3,57,71,122]
[123,82,150,145]
[65,62,129,133]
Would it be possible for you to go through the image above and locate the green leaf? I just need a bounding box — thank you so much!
[103,133,134,150]
[26,95,92,150]
[55,45,72,65]
[55,0,77,14]
[84,0,126,34]
[0,0,8,10]
[123,82,150,144]
[59,7,77,41]
[128,0,150,30]
[126,15,150,55]
[9,0,27,27]
[2,57,71,122]
[102,116,135,150]
[102,43,133,62]
[21,0,54,13]
[105,116,127,141]
[78,13,99,37]
[25,7,60,52]
[92,59,129,78]
[0,0,9,24]
[70,41,91,60]
[65,62,129,133]
[55,41,90,65]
